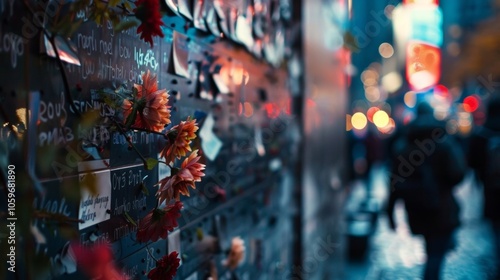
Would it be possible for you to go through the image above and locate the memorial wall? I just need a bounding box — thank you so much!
[0,0,302,279]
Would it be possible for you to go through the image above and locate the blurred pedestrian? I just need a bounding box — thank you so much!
[468,96,500,280]
[387,102,466,280]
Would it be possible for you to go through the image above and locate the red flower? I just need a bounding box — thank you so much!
[156,150,206,203]
[136,201,183,243]
[122,70,171,132]
[147,251,180,280]
[160,117,199,164]
[134,0,164,47]
[70,243,127,280]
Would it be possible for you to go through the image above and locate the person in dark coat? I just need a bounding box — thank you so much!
[387,102,466,280]
[468,96,500,279]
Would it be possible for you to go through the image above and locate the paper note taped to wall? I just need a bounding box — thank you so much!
[78,159,111,230]
[173,31,190,78]
[168,229,183,266]
[178,0,193,20]
[199,113,222,161]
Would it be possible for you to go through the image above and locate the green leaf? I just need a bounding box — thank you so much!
[109,0,121,7]
[196,227,204,241]
[145,158,159,170]
[113,18,140,33]
[124,211,137,227]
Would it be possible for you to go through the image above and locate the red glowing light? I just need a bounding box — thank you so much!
[463,96,480,112]
[434,84,449,98]
[264,103,280,119]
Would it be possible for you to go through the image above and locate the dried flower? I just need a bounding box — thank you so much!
[223,237,245,270]
[134,0,164,47]
[136,201,183,243]
[160,117,199,164]
[122,70,171,132]
[70,243,128,280]
[147,251,181,280]
[157,150,206,203]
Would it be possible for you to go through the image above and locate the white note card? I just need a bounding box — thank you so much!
[168,229,182,266]
[77,160,111,230]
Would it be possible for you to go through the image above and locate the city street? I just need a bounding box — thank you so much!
[346,167,498,279]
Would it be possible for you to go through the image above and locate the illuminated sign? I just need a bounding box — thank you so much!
[408,7,443,47]
[404,1,442,90]
[406,43,441,90]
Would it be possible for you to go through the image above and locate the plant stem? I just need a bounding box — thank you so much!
[145,243,159,263]
[129,126,169,139]
[112,118,149,165]
[21,0,81,117]
[158,160,173,169]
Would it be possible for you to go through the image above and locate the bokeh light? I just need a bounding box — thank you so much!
[243,102,254,117]
[365,86,381,102]
[351,112,368,130]
[449,24,462,38]
[361,69,379,82]
[446,42,460,56]
[382,72,403,93]
[363,76,378,86]
[379,43,395,58]
[463,95,480,112]
[384,5,396,18]
[446,119,458,134]
[378,118,396,134]
[373,110,390,128]
[434,84,449,98]
[367,107,380,123]
[404,91,417,108]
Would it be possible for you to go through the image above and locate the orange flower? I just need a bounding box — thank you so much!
[223,237,246,270]
[178,149,205,182]
[147,251,180,280]
[156,150,206,204]
[134,0,164,48]
[123,70,171,132]
[156,176,192,204]
[136,201,183,243]
[70,243,128,280]
[160,117,199,163]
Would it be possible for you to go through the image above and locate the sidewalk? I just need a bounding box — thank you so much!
[345,165,497,280]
